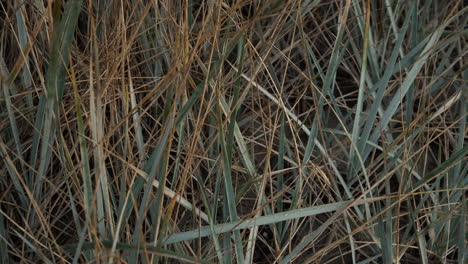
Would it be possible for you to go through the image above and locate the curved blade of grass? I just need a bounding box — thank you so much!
[163,198,384,245]
[0,207,8,264]
[127,68,145,160]
[176,82,205,125]
[72,225,89,264]
[14,0,33,108]
[351,0,380,79]
[0,56,26,175]
[345,8,374,258]
[31,0,83,200]
[454,69,467,264]
[0,138,28,208]
[348,0,371,177]
[69,56,93,218]
[319,0,351,115]
[64,240,210,264]
[217,99,245,264]
[457,199,466,264]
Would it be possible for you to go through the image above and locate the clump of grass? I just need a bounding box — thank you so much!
[0,0,466,263]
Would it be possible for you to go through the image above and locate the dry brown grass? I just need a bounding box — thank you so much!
[0,0,466,263]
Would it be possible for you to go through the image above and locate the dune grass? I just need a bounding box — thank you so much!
[0,0,466,263]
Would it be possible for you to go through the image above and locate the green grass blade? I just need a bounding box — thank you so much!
[70,61,93,220]
[0,56,26,175]
[13,231,52,264]
[64,240,209,264]
[348,0,371,176]
[31,0,84,200]
[163,198,381,245]
[14,0,33,108]
[0,209,9,264]
[217,101,245,264]
[0,138,28,208]
[357,4,413,159]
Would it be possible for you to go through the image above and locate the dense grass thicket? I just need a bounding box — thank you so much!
[0,0,466,263]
